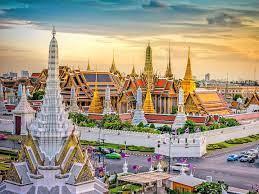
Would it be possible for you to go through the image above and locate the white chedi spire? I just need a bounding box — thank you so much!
[30,27,73,159]
[68,86,80,113]
[103,85,113,115]
[132,87,147,125]
[13,86,35,114]
[172,87,187,129]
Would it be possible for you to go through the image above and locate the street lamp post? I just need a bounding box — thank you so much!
[168,126,172,174]
[101,135,105,169]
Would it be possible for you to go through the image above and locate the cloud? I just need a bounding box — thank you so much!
[207,12,243,26]
[142,0,168,9]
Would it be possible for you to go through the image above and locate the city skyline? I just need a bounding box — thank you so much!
[0,0,259,80]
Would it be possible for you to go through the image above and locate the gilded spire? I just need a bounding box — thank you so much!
[110,50,117,73]
[165,42,173,79]
[88,71,103,114]
[184,46,192,80]
[181,46,196,94]
[87,59,91,71]
[144,42,153,75]
[130,65,138,77]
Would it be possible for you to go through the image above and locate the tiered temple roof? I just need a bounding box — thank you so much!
[185,90,232,115]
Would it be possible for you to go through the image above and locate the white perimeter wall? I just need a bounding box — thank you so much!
[78,120,259,157]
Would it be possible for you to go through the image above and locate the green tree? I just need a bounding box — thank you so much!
[184,120,196,133]
[195,182,228,194]
[150,123,156,129]
[171,106,178,114]
[233,94,243,101]
[158,125,171,133]
[29,90,45,100]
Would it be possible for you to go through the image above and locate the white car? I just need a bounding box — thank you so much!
[249,149,258,155]
[171,163,190,172]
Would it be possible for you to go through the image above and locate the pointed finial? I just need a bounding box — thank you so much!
[95,65,98,91]
[52,26,56,37]
[188,46,190,59]
[87,59,91,71]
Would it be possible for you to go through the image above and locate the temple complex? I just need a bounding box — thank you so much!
[2,27,108,194]
[0,39,234,117]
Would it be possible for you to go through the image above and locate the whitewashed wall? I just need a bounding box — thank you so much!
[79,120,259,146]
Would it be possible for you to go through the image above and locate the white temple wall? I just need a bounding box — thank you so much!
[158,136,207,157]
[79,120,259,157]
[246,104,259,113]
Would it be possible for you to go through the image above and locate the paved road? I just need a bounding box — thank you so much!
[101,144,259,190]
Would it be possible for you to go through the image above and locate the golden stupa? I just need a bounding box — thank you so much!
[181,47,196,95]
[88,73,103,114]
[143,87,155,113]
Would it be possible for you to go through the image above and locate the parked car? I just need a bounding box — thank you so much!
[248,153,257,159]
[240,155,250,162]
[248,157,255,163]
[171,163,190,172]
[105,152,121,159]
[227,154,239,161]
[98,148,111,155]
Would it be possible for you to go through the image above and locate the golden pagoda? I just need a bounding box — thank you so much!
[110,50,117,73]
[143,42,155,113]
[165,42,174,79]
[88,73,103,113]
[143,87,155,113]
[181,47,196,95]
[87,59,91,71]
[130,65,138,77]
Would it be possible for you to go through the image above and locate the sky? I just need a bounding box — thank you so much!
[0,0,259,80]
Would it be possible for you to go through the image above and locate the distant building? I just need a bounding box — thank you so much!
[1,72,17,79]
[21,70,30,78]
[205,73,210,82]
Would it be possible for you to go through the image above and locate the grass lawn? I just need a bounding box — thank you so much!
[109,184,142,193]
[207,134,259,151]
[80,140,155,153]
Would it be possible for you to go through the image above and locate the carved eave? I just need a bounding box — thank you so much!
[185,93,201,114]
[75,160,94,184]
[23,133,43,165]
[5,163,22,184]
[56,132,85,173]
